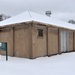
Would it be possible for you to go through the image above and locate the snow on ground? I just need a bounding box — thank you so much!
[0,52,75,75]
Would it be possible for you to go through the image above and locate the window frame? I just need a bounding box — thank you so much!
[37,29,43,38]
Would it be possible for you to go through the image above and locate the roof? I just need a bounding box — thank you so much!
[0,11,75,30]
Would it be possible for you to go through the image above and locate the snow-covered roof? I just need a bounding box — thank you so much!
[0,11,75,30]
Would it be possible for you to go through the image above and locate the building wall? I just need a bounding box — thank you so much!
[0,29,13,56]
[14,24,31,58]
[0,23,32,58]
[0,22,74,59]
[48,27,59,55]
[68,31,73,51]
[74,32,75,50]
[32,25,47,58]
[59,29,74,53]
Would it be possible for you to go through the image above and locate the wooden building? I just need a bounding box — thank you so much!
[0,11,75,58]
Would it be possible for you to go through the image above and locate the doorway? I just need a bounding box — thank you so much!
[61,31,69,52]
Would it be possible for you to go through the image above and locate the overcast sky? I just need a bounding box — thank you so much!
[0,0,75,22]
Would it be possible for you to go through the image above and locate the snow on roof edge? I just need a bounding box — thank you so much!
[0,11,75,30]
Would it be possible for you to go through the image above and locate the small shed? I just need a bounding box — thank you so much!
[0,11,75,58]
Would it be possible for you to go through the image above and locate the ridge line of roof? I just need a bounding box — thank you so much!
[28,11,32,19]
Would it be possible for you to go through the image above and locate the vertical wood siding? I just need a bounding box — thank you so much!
[32,25,47,58]
[48,27,59,55]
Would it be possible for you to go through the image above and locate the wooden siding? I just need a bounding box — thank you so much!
[74,32,75,50]
[32,25,47,58]
[0,21,74,59]
[68,31,73,51]
[14,25,31,58]
[48,27,59,55]
[0,29,13,56]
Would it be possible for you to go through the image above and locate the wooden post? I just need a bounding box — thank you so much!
[10,27,15,56]
[73,32,75,51]
[46,26,48,56]
[6,43,8,61]
[29,22,33,59]
[58,29,61,54]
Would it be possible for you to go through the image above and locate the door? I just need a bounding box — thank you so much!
[61,31,69,52]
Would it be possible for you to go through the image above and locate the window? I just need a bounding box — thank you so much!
[38,29,43,37]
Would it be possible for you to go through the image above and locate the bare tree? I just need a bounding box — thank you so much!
[0,14,11,21]
[68,20,75,24]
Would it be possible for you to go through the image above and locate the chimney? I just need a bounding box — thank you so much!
[45,11,51,17]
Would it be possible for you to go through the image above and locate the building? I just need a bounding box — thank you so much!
[0,11,75,58]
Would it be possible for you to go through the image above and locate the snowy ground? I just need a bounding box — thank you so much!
[0,52,75,75]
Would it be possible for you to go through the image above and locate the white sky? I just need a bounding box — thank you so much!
[0,0,75,22]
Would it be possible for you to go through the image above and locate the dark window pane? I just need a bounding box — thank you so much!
[38,29,43,37]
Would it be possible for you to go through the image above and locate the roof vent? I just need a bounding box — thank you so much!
[45,11,51,17]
